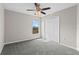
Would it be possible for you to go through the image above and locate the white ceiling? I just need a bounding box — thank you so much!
[3,3,77,17]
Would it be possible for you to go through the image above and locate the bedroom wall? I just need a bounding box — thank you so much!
[5,10,40,44]
[77,4,79,51]
[42,6,77,49]
[0,4,4,54]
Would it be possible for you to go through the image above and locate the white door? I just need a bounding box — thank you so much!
[45,16,59,43]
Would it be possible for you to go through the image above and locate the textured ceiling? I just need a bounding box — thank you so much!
[3,3,77,17]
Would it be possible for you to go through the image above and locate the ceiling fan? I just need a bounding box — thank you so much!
[26,3,51,16]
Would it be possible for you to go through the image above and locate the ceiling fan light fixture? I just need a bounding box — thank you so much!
[36,11,41,16]
[27,3,51,16]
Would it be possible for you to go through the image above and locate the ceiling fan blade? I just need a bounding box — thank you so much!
[41,7,51,10]
[41,11,46,15]
[27,9,35,11]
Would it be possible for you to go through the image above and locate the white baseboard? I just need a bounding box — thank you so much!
[59,43,77,50]
[76,47,79,52]
[5,38,40,45]
[0,42,4,54]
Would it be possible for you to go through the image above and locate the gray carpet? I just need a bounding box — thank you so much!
[1,39,79,55]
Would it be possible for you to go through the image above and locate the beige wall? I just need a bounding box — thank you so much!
[5,10,40,44]
[0,4,4,54]
[42,6,77,49]
[77,4,79,51]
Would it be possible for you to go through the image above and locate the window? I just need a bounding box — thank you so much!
[32,20,40,34]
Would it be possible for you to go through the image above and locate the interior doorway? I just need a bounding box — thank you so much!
[41,16,59,43]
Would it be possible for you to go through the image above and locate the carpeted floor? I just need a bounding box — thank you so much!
[1,39,79,55]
